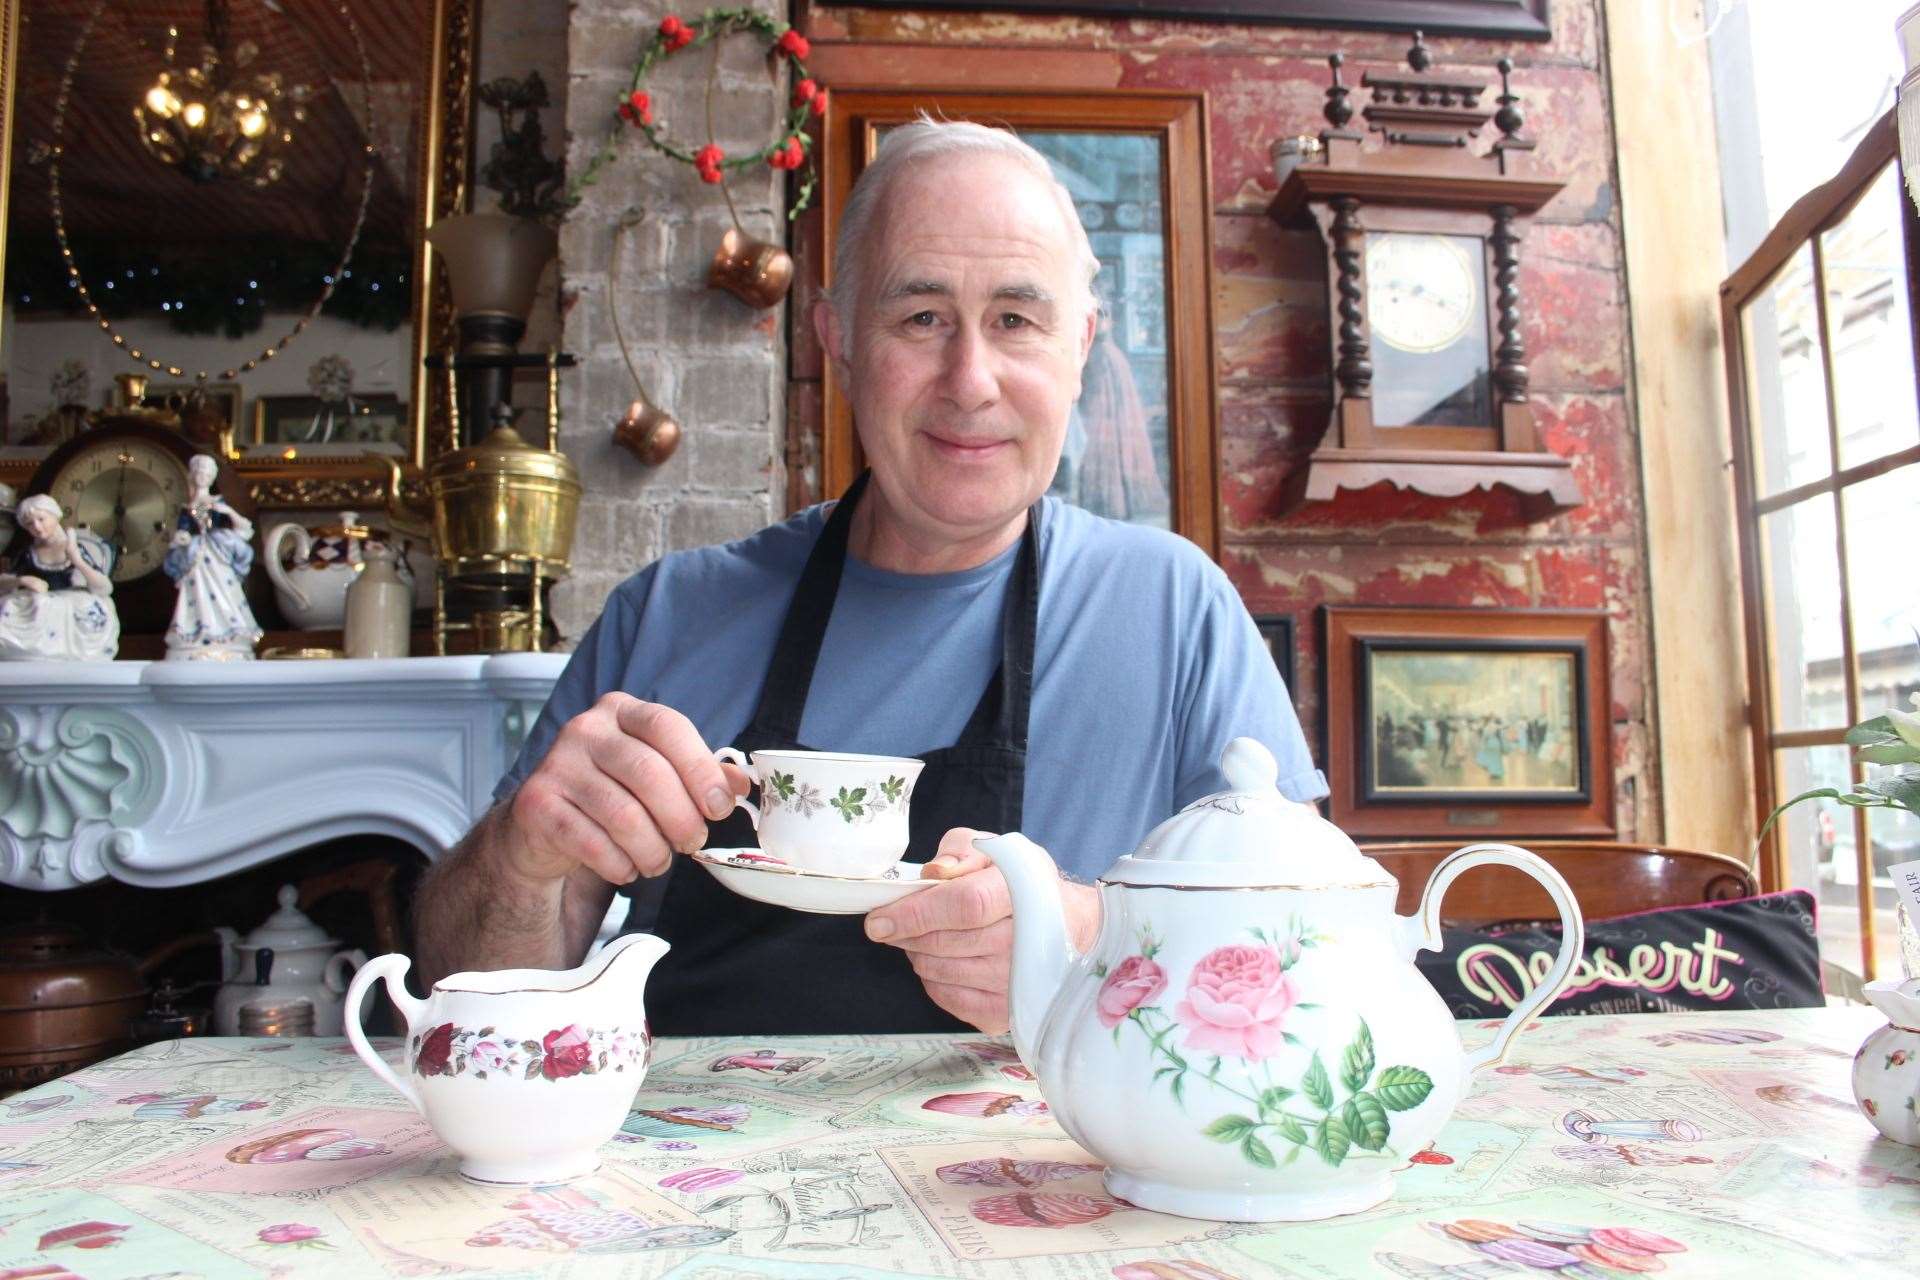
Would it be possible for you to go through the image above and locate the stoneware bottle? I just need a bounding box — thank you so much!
[344,543,411,659]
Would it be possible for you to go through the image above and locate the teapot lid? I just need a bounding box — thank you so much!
[239,885,338,951]
[1103,738,1390,889]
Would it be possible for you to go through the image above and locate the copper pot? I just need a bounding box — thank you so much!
[0,923,149,1097]
[707,226,794,309]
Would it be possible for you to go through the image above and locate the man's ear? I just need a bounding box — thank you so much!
[1078,302,1097,364]
[812,297,851,388]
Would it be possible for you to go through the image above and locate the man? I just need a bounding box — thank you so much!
[413,120,1326,1035]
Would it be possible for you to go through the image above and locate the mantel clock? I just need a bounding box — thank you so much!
[1270,33,1581,518]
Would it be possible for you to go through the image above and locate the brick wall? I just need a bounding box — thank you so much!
[793,1,1658,839]
[554,0,789,637]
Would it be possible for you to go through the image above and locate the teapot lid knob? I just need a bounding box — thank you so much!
[277,884,298,911]
[1220,737,1279,793]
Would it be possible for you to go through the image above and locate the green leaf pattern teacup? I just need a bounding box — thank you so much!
[714,748,924,878]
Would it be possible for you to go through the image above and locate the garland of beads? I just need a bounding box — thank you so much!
[572,8,824,219]
[46,0,378,385]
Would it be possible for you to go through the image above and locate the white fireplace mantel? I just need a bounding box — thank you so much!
[0,655,566,891]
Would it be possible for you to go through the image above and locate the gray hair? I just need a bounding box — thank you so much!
[827,116,1100,325]
[15,493,60,527]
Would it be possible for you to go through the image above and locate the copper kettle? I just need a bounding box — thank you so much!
[0,923,210,1097]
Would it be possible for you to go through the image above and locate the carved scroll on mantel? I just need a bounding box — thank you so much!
[0,654,563,891]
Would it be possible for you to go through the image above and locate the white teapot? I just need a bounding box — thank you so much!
[212,885,368,1035]
[976,737,1584,1223]
[346,933,669,1185]
[1852,978,1920,1147]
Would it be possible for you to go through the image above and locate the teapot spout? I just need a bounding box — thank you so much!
[973,832,1073,1065]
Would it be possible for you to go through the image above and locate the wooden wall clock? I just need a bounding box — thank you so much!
[1270,34,1580,519]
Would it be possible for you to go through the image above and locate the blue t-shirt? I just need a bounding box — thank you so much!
[498,498,1326,883]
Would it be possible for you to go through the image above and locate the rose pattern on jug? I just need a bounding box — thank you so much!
[764,770,913,824]
[1095,924,1434,1170]
[411,1022,650,1081]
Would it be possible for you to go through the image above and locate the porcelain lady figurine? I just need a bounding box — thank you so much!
[163,454,261,662]
[0,494,120,661]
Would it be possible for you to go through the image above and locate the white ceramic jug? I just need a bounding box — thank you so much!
[345,933,669,1185]
[212,885,367,1035]
[979,737,1584,1222]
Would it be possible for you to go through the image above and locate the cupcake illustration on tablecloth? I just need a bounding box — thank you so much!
[225,1128,391,1164]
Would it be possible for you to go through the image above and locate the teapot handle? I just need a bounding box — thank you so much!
[1400,843,1585,1074]
[344,953,426,1115]
[325,948,369,996]
[263,523,313,613]
[713,747,760,830]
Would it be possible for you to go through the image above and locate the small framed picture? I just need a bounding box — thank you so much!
[1253,613,1295,701]
[253,394,407,451]
[1321,607,1614,838]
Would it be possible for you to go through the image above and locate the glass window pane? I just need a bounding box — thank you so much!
[1759,497,1847,731]
[1843,463,1920,705]
[1820,164,1920,473]
[1367,232,1493,428]
[1742,244,1833,497]
[1025,132,1172,530]
[1774,744,1855,973]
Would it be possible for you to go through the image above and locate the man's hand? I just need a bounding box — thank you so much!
[864,827,1101,1033]
[503,693,747,888]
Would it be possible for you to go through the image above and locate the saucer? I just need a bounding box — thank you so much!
[692,849,935,915]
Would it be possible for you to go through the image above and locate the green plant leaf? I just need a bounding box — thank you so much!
[1281,1031,1302,1047]
[1314,1114,1351,1165]
[1204,1114,1259,1143]
[1304,1052,1334,1111]
[1757,787,1843,840]
[1242,1134,1277,1168]
[1343,1094,1391,1151]
[1861,774,1920,814]
[1342,1020,1375,1094]
[1170,1074,1186,1108]
[1856,743,1920,766]
[1259,1086,1295,1113]
[1277,1115,1309,1146]
[1374,1065,1435,1111]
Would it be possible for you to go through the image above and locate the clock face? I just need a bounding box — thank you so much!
[1366,233,1480,354]
[48,437,193,583]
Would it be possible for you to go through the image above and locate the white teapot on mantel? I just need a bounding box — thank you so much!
[976,737,1585,1223]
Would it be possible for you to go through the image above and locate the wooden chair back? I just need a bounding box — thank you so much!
[1358,841,1758,927]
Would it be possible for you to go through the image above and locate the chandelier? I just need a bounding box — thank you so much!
[132,0,311,187]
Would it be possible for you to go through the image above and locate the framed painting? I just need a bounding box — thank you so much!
[1321,606,1614,838]
[826,1,1549,40]
[254,394,408,451]
[1254,613,1296,700]
[818,88,1220,559]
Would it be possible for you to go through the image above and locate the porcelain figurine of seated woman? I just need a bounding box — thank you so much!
[0,494,120,661]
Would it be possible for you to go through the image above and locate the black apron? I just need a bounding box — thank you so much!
[639,471,1039,1035]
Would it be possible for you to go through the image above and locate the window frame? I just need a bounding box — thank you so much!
[1720,108,1920,978]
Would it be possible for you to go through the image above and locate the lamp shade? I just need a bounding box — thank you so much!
[425,212,558,321]
[1898,4,1920,213]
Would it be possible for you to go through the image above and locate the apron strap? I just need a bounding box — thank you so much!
[746,470,869,743]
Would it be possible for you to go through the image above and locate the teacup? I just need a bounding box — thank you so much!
[715,748,923,877]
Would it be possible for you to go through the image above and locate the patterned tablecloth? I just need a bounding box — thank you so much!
[1,1007,1915,1278]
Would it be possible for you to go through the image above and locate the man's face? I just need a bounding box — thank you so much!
[818,153,1095,547]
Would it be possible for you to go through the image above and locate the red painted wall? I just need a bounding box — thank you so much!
[795,1,1656,839]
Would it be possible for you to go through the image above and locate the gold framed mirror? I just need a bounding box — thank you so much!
[0,0,476,508]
